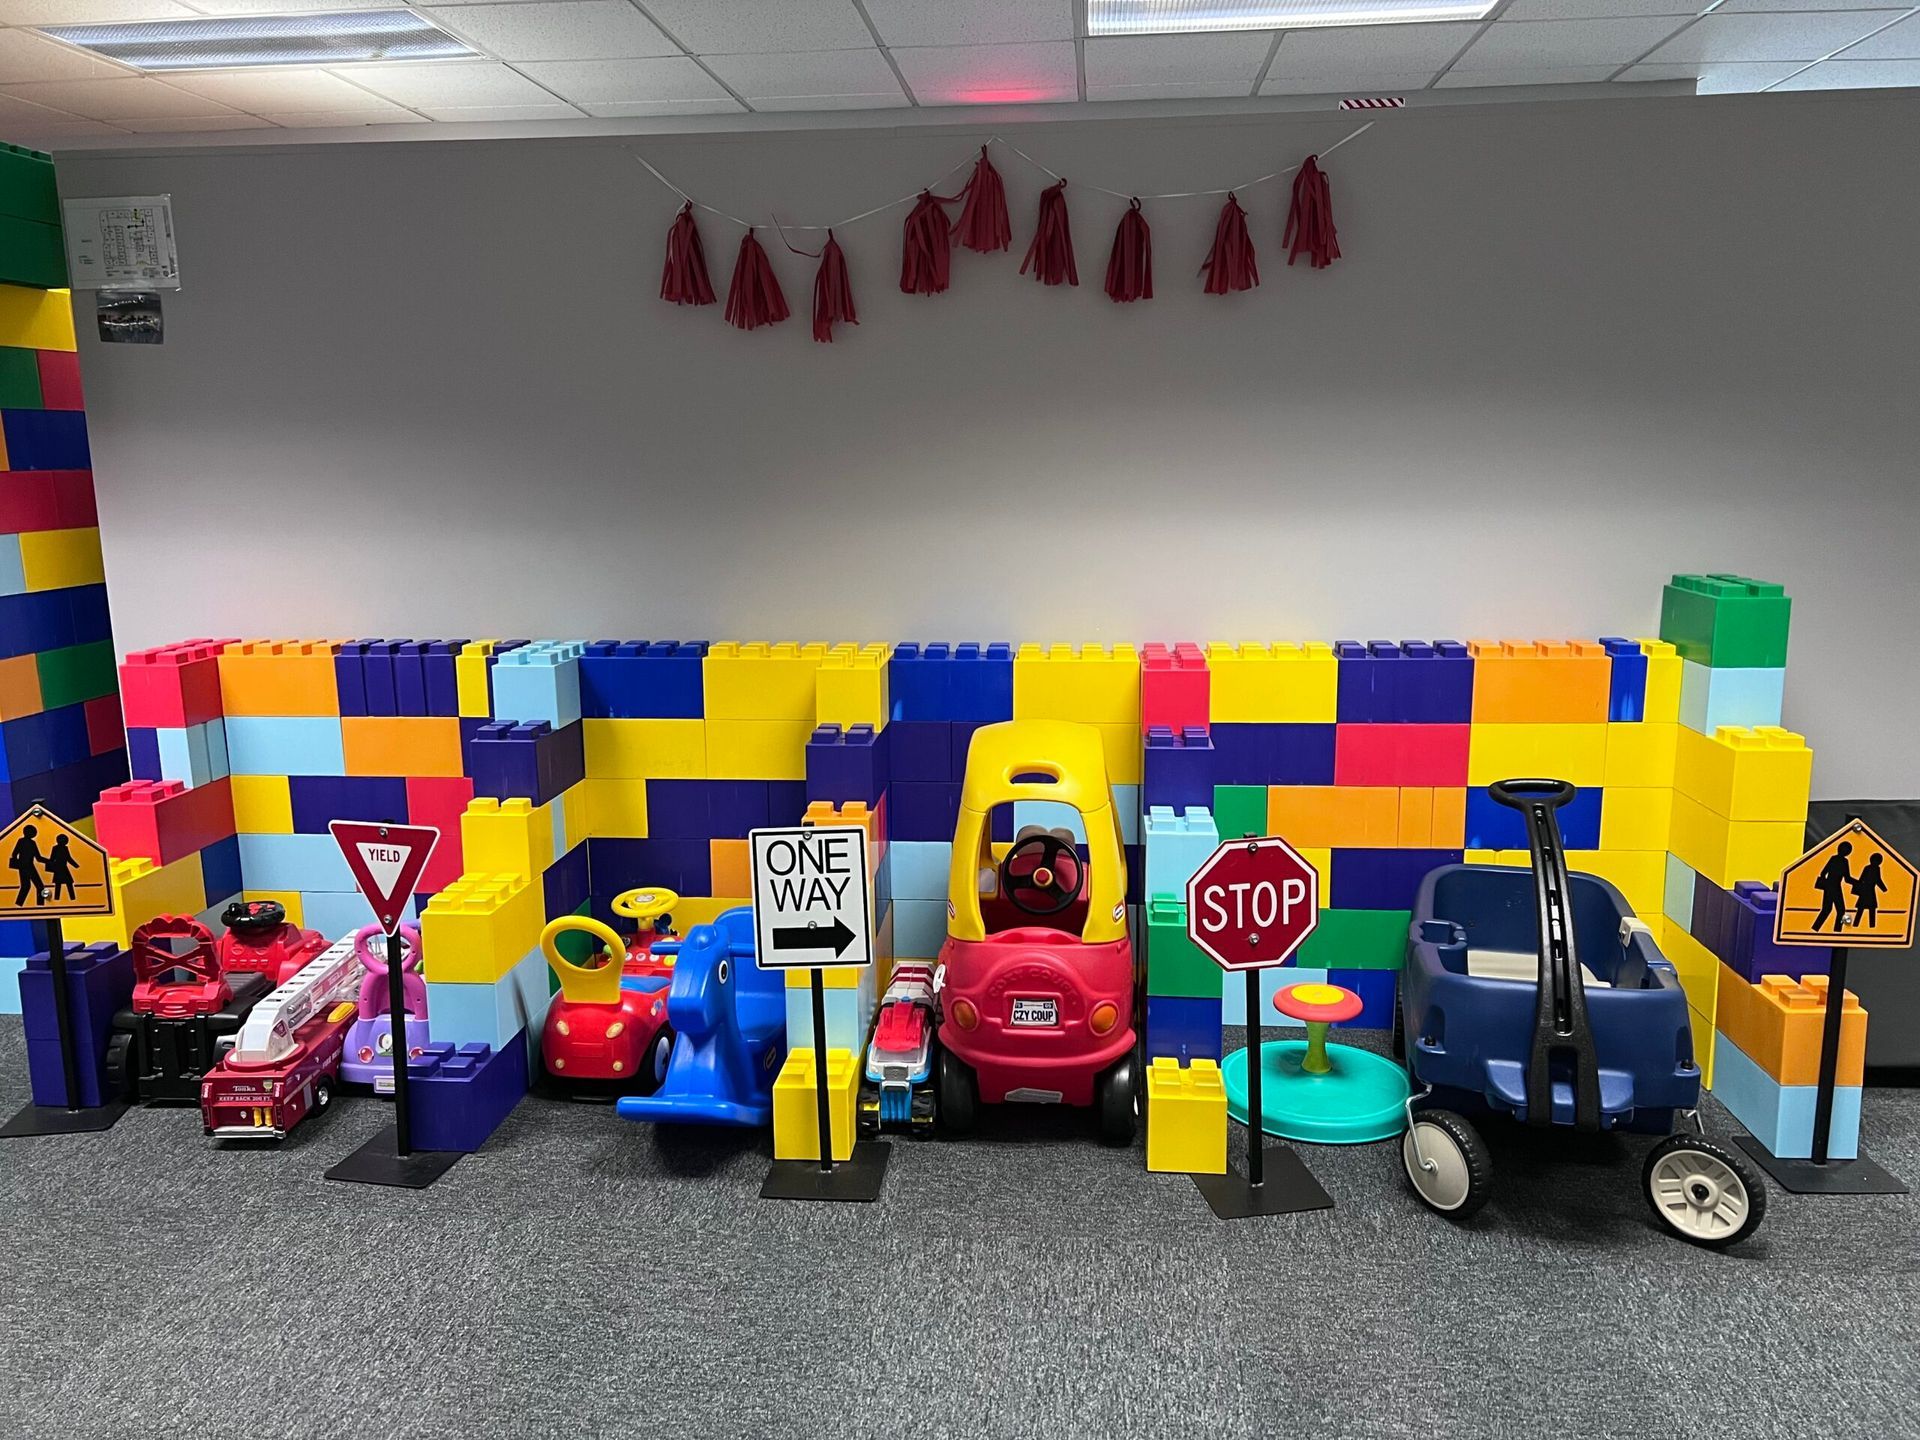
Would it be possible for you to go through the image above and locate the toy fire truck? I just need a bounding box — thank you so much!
[106,915,273,1105]
[200,937,364,1140]
[858,960,938,1135]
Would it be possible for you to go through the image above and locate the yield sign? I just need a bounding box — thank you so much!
[329,820,439,934]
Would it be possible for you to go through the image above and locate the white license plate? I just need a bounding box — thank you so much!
[1009,997,1057,1027]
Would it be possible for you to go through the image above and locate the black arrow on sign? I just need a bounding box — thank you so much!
[772,917,857,958]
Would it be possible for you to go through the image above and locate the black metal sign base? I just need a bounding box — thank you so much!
[1193,1145,1334,1220]
[325,1126,463,1190]
[0,1099,127,1138]
[761,1140,891,1202]
[1734,1135,1907,1195]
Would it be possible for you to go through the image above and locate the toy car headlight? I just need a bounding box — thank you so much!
[1089,1002,1118,1036]
[951,998,978,1030]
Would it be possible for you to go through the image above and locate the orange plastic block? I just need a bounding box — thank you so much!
[217,640,342,716]
[1431,788,1466,847]
[1267,785,1398,848]
[1397,788,1433,847]
[710,837,750,898]
[1714,967,1865,1087]
[0,653,42,721]
[1467,639,1611,723]
[341,715,465,776]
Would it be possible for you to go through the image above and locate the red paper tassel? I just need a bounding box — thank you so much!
[1200,192,1259,295]
[1104,198,1152,304]
[659,200,715,306]
[1019,180,1077,287]
[1284,156,1341,269]
[812,231,856,344]
[724,229,790,331]
[900,189,952,296]
[952,145,1011,254]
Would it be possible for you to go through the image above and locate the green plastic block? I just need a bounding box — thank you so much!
[0,346,41,409]
[1298,907,1410,971]
[1211,784,1267,844]
[551,897,596,969]
[1659,573,1791,669]
[1145,896,1223,1000]
[0,144,59,228]
[36,639,117,710]
[0,216,67,289]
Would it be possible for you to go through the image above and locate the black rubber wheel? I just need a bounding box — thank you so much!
[312,1077,333,1114]
[856,1079,880,1136]
[1095,1052,1139,1147]
[1643,1132,1767,1248]
[1390,989,1405,1061]
[641,1028,674,1094]
[1402,1108,1492,1219]
[936,1048,977,1136]
[104,1031,136,1102]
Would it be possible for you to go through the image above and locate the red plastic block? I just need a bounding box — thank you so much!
[84,693,123,756]
[0,471,61,532]
[49,470,98,528]
[1333,723,1471,787]
[407,774,473,894]
[35,351,84,410]
[117,639,234,729]
[93,777,236,867]
[1141,642,1210,733]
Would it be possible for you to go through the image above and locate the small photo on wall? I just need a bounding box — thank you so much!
[97,290,163,344]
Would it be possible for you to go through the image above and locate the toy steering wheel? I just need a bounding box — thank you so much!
[540,915,627,1006]
[999,833,1085,918]
[222,898,285,932]
[612,887,680,926]
[353,922,419,976]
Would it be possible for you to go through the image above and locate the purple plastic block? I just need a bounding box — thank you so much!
[887,721,952,783]
[645,780,712,839]
[424,640,465,717]
[10,748,128,824]
[127,726,163,781]
[408,1031,528,1153]
[1335,640,1473,723]
[288,774,409,834]
[1145,995,1222,1064]
[362,640,401,716]
[394,642,428,716]
[1331,848,1464,911]
[540,719,585,801]
[706,780,772,838]
[768,780,808,827]
[1690,872,1737,967]
[19,940,132,1108]
[891,781,960,842]
[335,641,371,718]
[579,640,708,720]
[1210,722,1335,787]
[805,723,888,806]
[951,720,987,778]
[1729,880,1832,983]
[542,840,590,918]
[1125,841,1145,905]
[1143,726,1215,813]
[587,837,712,898]
[468,719,581,806]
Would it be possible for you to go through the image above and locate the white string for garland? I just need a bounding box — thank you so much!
[630,121,1376,233]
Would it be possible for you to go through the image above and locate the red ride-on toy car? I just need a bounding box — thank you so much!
[106,915,273,1105]
[538,886,680,1099]
[935,720,1140,1145]
[215,898,327,987]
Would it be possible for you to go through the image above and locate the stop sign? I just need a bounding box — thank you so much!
[1185,836,1320,971]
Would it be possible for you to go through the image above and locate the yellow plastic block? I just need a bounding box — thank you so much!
[1203,642,1336,723]
[1267,786,1398,848]
[704,718,811,780]
[0,283,77,352]
[455,640,496,718]
[577,777,648,838]
[815,643,889,729]
[1715,967,1865,1087]
[582,717,706,779]
[1669,792,1803,891]
[1570,850,1665,919]
[1095,721,1142,786]
[1467,723,1607,788]
[559,785,592,852]
[1146,1057,1228,1174]
[1603,722,1677,788]
[1599,787,1673,852]
[703,641,829,721]
[341,715,464,777]
[459,797,554,880]
[1296,846,1333,896]
[1638,639,1682,724]
[229,774,294,834]
[217,640,341,717]
[65,852,205,949]
[1691,1006,1716,1089]
[1659,919,1721,1019]
[420,872,543,984]
[243,889,303,928]
[1675,725,1812,823]
[1013,643,1142,727]
[772,1048,858,1161]
[18,527,104,590]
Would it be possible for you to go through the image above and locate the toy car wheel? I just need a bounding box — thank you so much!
[312,1078,333,1113]
[104,1032,135,1102]
[643,1028,674,1093]
[1643,1133,1766,1248]
[936,1049,977,1136]
[1390,991,1405,1061]
[1402,1109,1491,1219]
[1095,1052,1139,1147]
[856,1080,881,1136]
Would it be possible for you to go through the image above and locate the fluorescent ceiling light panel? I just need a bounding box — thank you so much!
[40,10,476,71]
[1088,0,1497,34]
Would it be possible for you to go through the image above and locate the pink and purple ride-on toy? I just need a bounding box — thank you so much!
[340,922,429,1094]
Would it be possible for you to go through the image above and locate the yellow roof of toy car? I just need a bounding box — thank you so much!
[958,720,1114,816]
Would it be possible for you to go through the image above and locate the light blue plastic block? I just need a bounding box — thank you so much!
[0,534,24,596]
[1113,785,1140,845]
[784,976,871,1051]
[1678,662,1786,734]
[491,640,586,729]
[200,719,230,782]
[1013,798,1087,843]
[891,896,948,959]
[1221,966,1329,1025]
[889,841,951,902]
[224,715,346,776]
[424,977,522,1051]
[156,723,217,787]
[237,832,355,892]
[1710,1032,1860,1160]
[1144,805,1219,902]
[0,955,26,1015]
[1664,853,1697,930]
[299,888,418,941]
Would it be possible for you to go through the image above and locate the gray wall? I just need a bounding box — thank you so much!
[57,89,1920,796]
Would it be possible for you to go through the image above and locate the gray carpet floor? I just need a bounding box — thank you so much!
[1,1016,1916,1440]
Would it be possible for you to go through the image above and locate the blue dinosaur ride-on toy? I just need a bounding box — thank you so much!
[1397,779,1765,1248]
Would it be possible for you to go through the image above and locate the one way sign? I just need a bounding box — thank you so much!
[749,824,874,971]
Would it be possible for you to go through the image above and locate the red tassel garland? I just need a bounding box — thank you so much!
[659,200,716,306]
[900,189,953,296]
[1200,192,1259,294]
[1104,198,1152,304]
[1284,156,1341,269]
[724,229,790,331]
[812,231,857,343]
[1019,180,1077,287]
[952,145,1011,254]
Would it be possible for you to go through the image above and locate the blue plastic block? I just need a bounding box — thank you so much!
[890,781,960,843]
[334,641,371,717]
[587,836,712,899]
[1711,1032,1859,1160]
[423,640,464,717]
[1013,797,1088,844]
[0,702,92,781]
[1600,637,1649,722]
[288,774,409,834]
[1327,967,1398,1027]
[0,955,25,1014]
[19,940,132,1108]
[9,748,125,821]
[225,715,346,777]
[200,833,243,908]
[393,642,428,716]
[0,584,110,660]
[805,723,888,807]
[1145,995,1222,1064]
[202,720,228,782]
[468,719,584,806]
[127,726,162,781]
[296,888,379,938]
[1142,726,1214,813]
[491,640,585,729]
[1220,966,1328,1024]
[1143,805,1219,901]
[542,840,590,918]
[889,840,950,902]
[886,720,952,783]
[155,723,210,788]
[1113,785,1141,846]
[1464,786,1601,850]
[1330,848,1464,910]
[1678,662,1786,734]
[891,896,948,959]
[889,642,1014,723]
[1,408,89,470]
[1210,722,1336,787]
[1664,853,1696,929]
[578,640,708,720]
[237,831,355,892]
[409,1032,529,1152]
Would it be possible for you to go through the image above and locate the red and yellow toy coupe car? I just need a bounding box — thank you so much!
[538,887,679,1097]
[935,720,1140,1145]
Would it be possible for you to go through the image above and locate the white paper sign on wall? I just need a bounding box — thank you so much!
[62,195,180,290]
[749,824,873,971]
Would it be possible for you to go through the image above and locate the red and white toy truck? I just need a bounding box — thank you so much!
[201,937,364,1140]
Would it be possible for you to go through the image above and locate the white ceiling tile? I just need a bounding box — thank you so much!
[863,0,1075,48]
[324,59,555,105]
[1436,63,1621,82]
[1644,11,1898,61]
[1261,68,1438,93]
[517,56,731,102]
[889,40,1078,103]
[1087,79,1259,98]
[0,27,138,82]
[642,0,877,54]
[751,90,909,109]
[1716,0,1906,11]
[259,106,432,125]
[0,91,79,121]
[1615,59,1803,87]
[417,100,583,119]
[0,0,194,19]
[704,46,900,98]
[1773,55,1920,84]
[0,76,241,117]
[176,0,397,10]
[577,96,744,115]
[1497,0,1696,17]
[420,2,676,62]
[119,113,276,131]
[157,66,400,112]
[1265,23,1478,76]
[1837,13,1920,57]
[1083,32,1273,88]
[1451,16,1688,68]
[3,116,128,137]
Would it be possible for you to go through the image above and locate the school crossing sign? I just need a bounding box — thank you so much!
[0,805,113,919]
[1775,819,1916,949]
